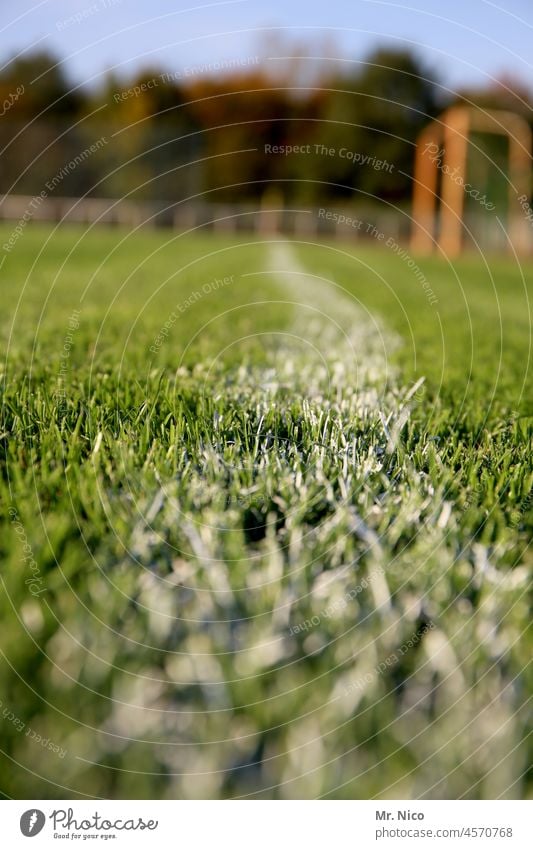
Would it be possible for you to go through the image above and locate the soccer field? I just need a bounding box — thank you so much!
[1,224,531,799]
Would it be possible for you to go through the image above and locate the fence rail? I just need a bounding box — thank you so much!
[0,194,531,253]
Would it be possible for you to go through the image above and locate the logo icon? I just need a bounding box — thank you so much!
[20,810,46,837]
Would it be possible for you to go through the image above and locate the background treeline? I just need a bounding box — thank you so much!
[0,47,531,206]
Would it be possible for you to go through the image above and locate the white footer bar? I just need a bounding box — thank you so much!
[3,800,531,847]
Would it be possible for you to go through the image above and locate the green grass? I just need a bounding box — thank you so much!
[0,224,531,799]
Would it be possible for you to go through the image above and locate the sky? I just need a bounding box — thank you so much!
[1,0,533,93]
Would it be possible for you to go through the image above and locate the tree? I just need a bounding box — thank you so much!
[288,48,442,204]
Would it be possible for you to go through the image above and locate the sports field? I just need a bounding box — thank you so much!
[1,224,531,799]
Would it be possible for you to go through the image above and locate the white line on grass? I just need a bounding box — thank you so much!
[88,240,527,799]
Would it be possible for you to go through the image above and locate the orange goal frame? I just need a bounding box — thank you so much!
[411,106,532,256]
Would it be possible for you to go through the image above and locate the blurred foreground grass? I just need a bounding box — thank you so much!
[0,225,531,799]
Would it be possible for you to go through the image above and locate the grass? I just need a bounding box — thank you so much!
[0,224,531,799]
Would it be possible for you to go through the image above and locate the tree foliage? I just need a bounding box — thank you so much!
[0,47,529,205]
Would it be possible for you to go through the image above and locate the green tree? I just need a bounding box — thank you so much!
[288,48,442,205]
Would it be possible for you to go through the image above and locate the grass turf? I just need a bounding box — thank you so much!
[0,224,531,799]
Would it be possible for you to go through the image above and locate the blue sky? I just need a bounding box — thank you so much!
[1,0,533,92]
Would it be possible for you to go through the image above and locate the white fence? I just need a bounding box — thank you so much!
[0,193,531,253]
[0,193,410,242]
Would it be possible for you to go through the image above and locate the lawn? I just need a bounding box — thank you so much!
[0,224,531,799]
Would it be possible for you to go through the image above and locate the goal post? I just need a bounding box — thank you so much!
[411,106,532,256]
